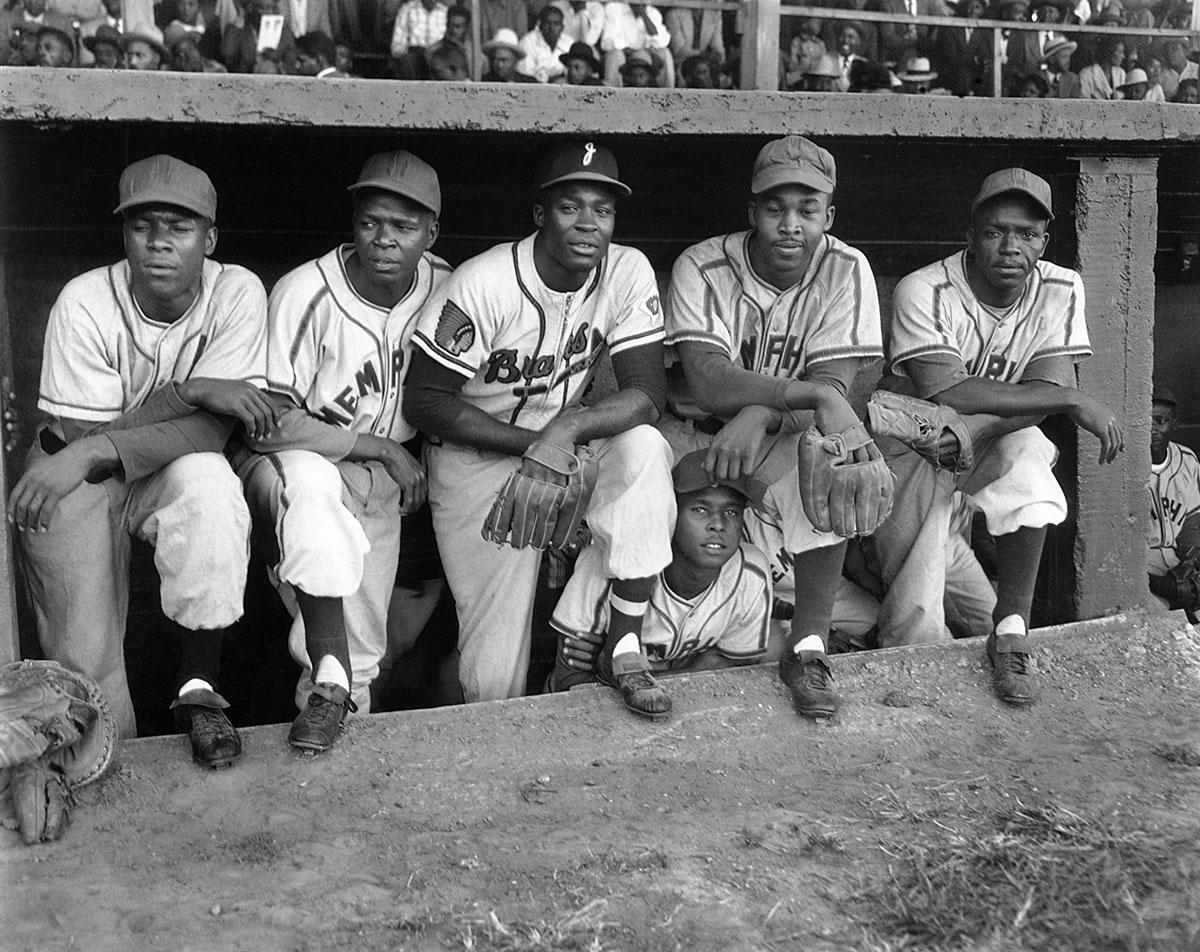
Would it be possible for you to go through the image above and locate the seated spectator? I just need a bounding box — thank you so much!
[552,0,603,50]
[34,23,74,66]
[802,53,842,91]
[850,58,899,91]
[390,0,447,79]
[897,54,951,92]
[1079,34,1125,97]
[222,0,297,73]
[833,22,871,91]
[426,4,474,78]
[480,26,535,80]
[428,36,469,78]
[988,0,1040,94]
[601,2,672,87]
[1018,69,1050,94]
[79,0,121,65]
[665,2,723,82]
[560,38,602,84]
[478,0,526,46]
[123,26,168,70]
[680,52,716,88]
[334,41,356,74]
[1040,33,1081,96]
[296,28,347,74]
[874,0,952,67]
[83,22,122,66]
[781,18,825,90]
[936,0,990,96]
[1161,38,1198,99]
[165,0,209,37]
[1117,64,1148,98]
[1142,56,1166,101]
[517,5,571,82]
[0,0,74,65]
[1175,77,1199,103]
[618,46,658,86]
[166,22,228,69]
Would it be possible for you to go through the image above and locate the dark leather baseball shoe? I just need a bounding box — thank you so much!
[606,651,672,721]
[289,683,357,753]
[171,689,241,769]
[779,649,841,719]
[987,631,1042,707]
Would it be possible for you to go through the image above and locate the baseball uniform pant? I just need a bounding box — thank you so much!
[428,424,675,703]
[239,450,400,713]
[872,426,1065,648]
[20,450,250,738]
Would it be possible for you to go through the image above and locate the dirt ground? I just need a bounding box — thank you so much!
[5,610,1200,952]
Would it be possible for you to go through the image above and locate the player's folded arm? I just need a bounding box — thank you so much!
[905,352,1079,419]
[242,396,357,460]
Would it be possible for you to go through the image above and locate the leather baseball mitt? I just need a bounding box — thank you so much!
[482,437,599,551]
[866,390,974,472]
[798,422,895,538]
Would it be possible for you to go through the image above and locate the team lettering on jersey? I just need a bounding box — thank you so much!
[482,324,605,394]
[315,348,406,426]
[965,352,1019,382]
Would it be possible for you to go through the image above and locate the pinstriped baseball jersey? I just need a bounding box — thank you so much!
[550,541,772,665]
[664,231,883,388]
[889,251,1091,385]
[39,258,267,422]
[411,232,663,428]
[1148,442,1200,575]
[266,244,452,442]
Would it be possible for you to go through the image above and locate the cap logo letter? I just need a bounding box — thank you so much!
[582,143,596,167]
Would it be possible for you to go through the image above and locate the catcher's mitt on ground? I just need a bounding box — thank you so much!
[866,390,974,473]
[482,437,599,551]
[0,660,117,844]
[798,421,895,538]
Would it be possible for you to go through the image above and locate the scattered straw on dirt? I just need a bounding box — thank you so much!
[457,899,611,952]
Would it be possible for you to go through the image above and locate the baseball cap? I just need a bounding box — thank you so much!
[671,450,770,511]
[970,168,1054,221]
[1152,384,1178,406]
[537,141,631,197]
[751,135,836,196]
[113,154,217,221]
[348,150,441,217]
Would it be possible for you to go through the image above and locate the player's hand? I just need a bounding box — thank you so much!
[706,405,775,481]
[7,439,99,533]
[381,442,427,515]
[814,392,879,464]
[924,427,962,468]
[1070,393,1124,465]
[179,378,280,441]
[559,628,604,672]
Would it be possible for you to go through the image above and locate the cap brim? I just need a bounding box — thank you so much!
[113,190,214,219]
[752,167,835,196]
[971,186,1054,220]
[346,179,440,215]
[538,171,632,197]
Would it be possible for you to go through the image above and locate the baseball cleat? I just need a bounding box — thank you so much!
[610,652,672,721]
[779,649,841,719]
[172,690,241,770]
[289,683,356,753]
[987,631,1042,707]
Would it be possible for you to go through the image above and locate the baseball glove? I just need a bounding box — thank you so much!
[1164,557,1200,613]
[866,390,974,473]
[798,422,895,538]
[482,438,599,551]
[0,660,117,845]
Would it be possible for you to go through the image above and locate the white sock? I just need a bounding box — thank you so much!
[612,632,642,657]
[313,655,351,692]
[793,635,825,655]
[178,678,213,697]
[995,614,1027,637]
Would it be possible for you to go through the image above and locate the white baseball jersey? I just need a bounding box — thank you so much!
[1148,441,1200,575]
[664,231,883,415]
[551,540,772,666]
[266,244,452,442]
[889,251,1091,389]
[39,258,267,421]
[411,232,663,427]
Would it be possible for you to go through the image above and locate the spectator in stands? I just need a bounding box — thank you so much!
[601,2,672,87]
[123,25,168,69]
[1175,77,1199,102]
[517,5,571,81]
[428,33,469,77]
[936,0,989,96]
[296,28,347,74]
[390,0,447,79]
[1117,64,1148,97]
[618,46,658,86]
[0,0,74,65]
[1079,34,1125,96]
[850,57,899,91]
[781,17,825,90]
[873,0,952,67]
[222,0,297,73]
[553,0,603,49]
[166,22,228,69]
[560,38,602,83]
[334,40,356,74]
[165,0,210,38]
[481,26,535,80]
[280,0,332,46]
[1040,33,1081,95]
[79,0,120,65]
[83,22,121,66]
[426,4,474,78]
[897,54,952,91]
[34,23,74,65]
[1162,38,1198,97]
[1142,55,1167,100]
[680,52,716,88]
[479,0,527,46]
[834,21,871,91]
[987,0,1040,95]
[1017,70,1050,93]
[803,53,842,91]
[665,2,723,80]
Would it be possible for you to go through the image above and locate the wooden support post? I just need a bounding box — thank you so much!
[1072,156,1158,620]
[741,0,780,92]
[992,26,1003,97]
[0,257,18,664]
[470,0,482,81]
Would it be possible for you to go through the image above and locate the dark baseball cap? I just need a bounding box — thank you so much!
[970,168,1054,221]
[113,154,217,221]
[672,450,769,511]
[348,150,441,217]
[1153,384,1178,406]
[537,141,631,197]
[751,135,836,196]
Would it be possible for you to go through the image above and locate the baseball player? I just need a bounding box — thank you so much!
[1147,385,1200,614]
[9,155,273,770]
[659,135,885,720]
[403,141,676,717]
[549,449,773,716]
[870,168,1124,706]
[236,150,448,753]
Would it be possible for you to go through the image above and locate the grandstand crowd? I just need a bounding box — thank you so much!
[1,0,1197,98]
